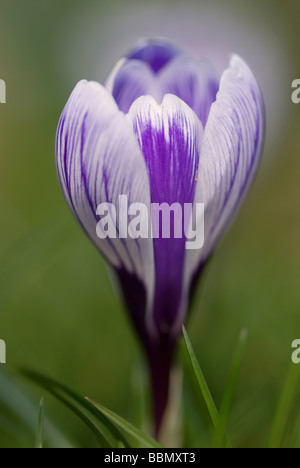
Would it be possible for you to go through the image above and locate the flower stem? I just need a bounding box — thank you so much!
[147,339,175,438]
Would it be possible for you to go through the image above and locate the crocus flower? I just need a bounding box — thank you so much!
[56,38,264,433]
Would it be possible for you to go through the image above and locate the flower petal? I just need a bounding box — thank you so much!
[56,80,155,312]
[127,94,203,334]
[127,38,180,73]
[158,54,219,126]
[182,54,265,323]
[105,59,159,113]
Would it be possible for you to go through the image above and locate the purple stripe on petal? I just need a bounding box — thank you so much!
[127,95,203,334]
[128,38,180,73]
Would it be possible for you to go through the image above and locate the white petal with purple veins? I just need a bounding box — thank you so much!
[56,80,155,309]
[181,55,264,327]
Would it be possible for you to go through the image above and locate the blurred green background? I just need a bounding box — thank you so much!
[0,0,300,448]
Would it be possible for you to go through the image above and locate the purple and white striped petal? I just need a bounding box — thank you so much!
[105,59,159,113]
[181,54,264,325]
[127,94,203,335]
[158,54,219,126]
[56,80,155,316]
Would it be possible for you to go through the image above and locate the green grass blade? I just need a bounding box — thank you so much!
[17,367,130,448]
[0,368,74,448]
[182,326,220,427]
[213,329,248,448]
[36,397,45,449]
[86,398,162,449]
[130,359,149,447]
[268,364,299,448]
